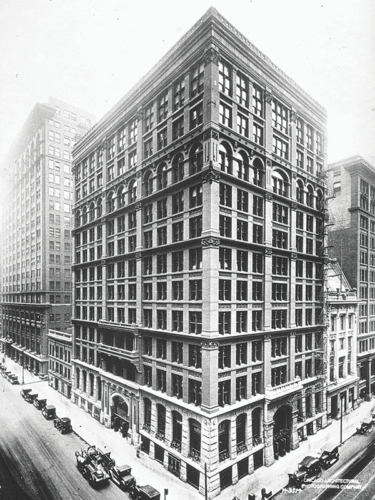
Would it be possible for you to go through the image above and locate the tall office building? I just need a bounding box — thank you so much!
[0,97,94,378]
[327,155,375,400]
[71,8,327,496]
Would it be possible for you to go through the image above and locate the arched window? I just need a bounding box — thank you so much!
[143,398,152,427]
[189,143,203,175]
[272,169,289,197]
[82,371,87,393]
[252,407,262,444]
[144,170,153,196]
[157,163,168,190]
[218,420,230,461]
[89,373,94,397]
[107,191,116,212]
[97,198,102,218]
[189,419,201,459]
[172,154,184,183]
[75,210,81,228]
[252,157,264,187]
[157,404,166,437]
[128,179,137,203]
[118,186,126,208]
[75,367,80,389]
[316,189,324,210]
[296,180,304,204]
[171,411,182,450]
[236,414,247,452]
[89,202,95,221]
[235,151,250,181]
[306,185,314,207]
[82,207,87,225]
[219,143,232,174]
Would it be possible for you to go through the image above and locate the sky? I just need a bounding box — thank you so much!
[0,0,374,167]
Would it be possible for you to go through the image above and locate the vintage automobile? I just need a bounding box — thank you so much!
[54,417,73,434]
[110,464,136,491]
[42,405,57,420]
[8,374,19,384]
[91,447,116,474]
[288,456,321,489]
[75,446,110,487]
[25,392,38,404]
[357,418,373,434]
[33,397,47,410]
[129,484,160,500]
[3,370,11,379]
[318,444,340,468]
[20,388,32,399]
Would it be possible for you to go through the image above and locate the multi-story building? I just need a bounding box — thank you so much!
[48,327,73,398]
[327,156,375,400]
[71,8,327,496]
[325,259,359,423]
[0,97,94,378]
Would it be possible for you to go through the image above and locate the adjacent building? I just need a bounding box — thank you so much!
[71,8,328,497]
[325,259,359,423]
[0,97,94,378]
[327,156,375,400]
[48,327,73,398]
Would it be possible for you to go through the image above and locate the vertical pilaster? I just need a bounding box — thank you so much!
[263,419,275,466]
[264,335,271,388]
[201,341,218,412]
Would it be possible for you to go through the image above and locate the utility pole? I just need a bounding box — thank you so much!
[340,396,343,444]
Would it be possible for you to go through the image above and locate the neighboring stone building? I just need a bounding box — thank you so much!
[0,97,94,378]
[327,156,375,400]
[325,259,359,423]
[71,8,327,496]
[48,327,73,399]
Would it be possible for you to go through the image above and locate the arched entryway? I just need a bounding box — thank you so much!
[273,405,292,459]
[111,394,129,437]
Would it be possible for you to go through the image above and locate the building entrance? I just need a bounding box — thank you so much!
[273,405,292,459]
[111,395,130,437]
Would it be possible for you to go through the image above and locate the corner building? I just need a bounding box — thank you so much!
[327,156,375,400]
[0,98,94,378]
[72,8,327,496]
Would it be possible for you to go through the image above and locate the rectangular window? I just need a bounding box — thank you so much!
[236,73,248,106]
[219,103,232,128]
[218,60,232,96]
[190,103,203,129]
[237,113,249,137]
[252,84,264,117]
[272,100,289,134]
[273,136,289,160]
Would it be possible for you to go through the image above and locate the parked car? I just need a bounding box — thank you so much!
[25,392,38,404]
[8,374,19,384]
[33,398,47,410]
[288,456,321,489]
[129,484,160,500]
[20,388,32,399]
[42,405,56,420]
[54,417,73,434]
[110,464,136,491]
[318,444,339,468]
[357,418,373,434]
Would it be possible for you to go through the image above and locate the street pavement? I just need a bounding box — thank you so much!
[3,357,375,500]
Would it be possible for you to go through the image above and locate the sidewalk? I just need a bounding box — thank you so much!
[3,356,375,500]
[215,399,374,500]
[4,357,201,500]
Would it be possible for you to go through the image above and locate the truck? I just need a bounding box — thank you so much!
[75,446,110,488]
[42,405,56,420]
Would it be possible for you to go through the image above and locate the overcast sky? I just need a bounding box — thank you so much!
[0,0,374,166]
